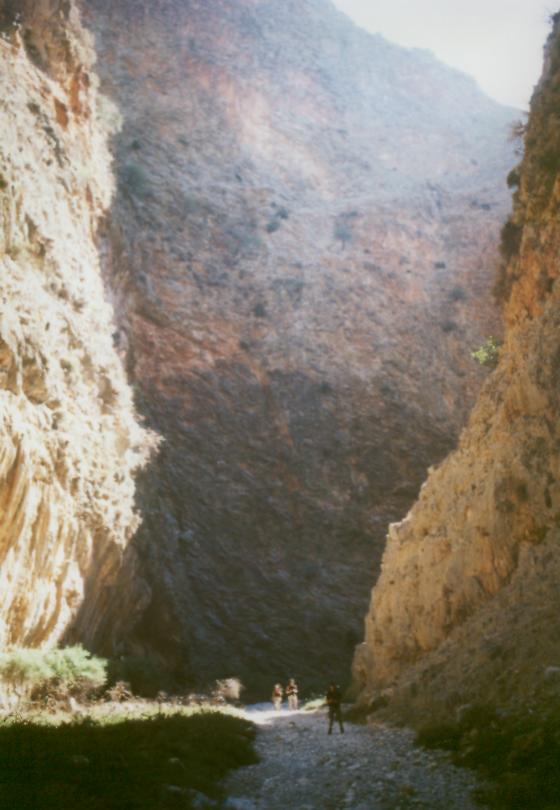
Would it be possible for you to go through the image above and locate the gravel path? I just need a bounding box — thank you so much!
[223,707,486,810]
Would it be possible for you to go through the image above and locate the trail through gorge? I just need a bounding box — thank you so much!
[224,706,485,810]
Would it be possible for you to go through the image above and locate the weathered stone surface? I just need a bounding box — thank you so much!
[78,0,515,690]
[354,17,560,722]
[0,2,152,650]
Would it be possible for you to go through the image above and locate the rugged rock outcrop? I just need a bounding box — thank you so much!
[79,0,515,691]
[0,1,151,651]
[354,16,560,722]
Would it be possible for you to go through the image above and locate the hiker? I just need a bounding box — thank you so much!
[326,682,344,734]
[271,683,283,710]
[286,678,299,711]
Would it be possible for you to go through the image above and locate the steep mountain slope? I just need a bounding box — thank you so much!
[354,16,560,723]
[79,0,515,690]
[0,1,151,651]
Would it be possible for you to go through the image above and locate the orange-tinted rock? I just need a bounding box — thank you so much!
[354,18,560,722]
[78,0,515,690]
[0,2,152,651]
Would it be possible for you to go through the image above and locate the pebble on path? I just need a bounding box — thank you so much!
[223,707,486,809]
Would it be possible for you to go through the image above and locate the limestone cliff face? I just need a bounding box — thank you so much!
[0,2,151,651]
[354,17,560,721]
[79,0,515,691]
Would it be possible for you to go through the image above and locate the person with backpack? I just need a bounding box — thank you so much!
[326,682,344,734]
[286,678,299,710]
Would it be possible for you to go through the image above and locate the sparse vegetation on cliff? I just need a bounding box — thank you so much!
[471,336,501,367]
[121,162,151,198]
[500,219,523,261]
[448,285,467,302]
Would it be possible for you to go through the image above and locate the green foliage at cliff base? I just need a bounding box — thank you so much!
[0,646,107,707]
[0,709,257,809]
[417,704,560,809]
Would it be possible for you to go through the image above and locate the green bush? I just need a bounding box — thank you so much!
[44,647,107,697]
[0,649,51,703]
[471,336,501,368]
[0,646,107,707]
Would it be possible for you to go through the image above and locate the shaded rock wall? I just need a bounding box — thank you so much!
[354,17,560,722]
[0,1,152,651]
[80,0,515,691]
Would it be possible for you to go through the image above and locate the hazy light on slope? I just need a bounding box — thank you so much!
[332,0,551,109]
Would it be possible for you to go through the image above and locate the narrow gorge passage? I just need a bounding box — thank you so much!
[224,708,484,810]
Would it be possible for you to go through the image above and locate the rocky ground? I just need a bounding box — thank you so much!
[224,707,485,809]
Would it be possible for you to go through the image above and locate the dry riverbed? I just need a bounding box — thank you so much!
[224,706,486,810]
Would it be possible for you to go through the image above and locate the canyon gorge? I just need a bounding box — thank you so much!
[0,0,522,696]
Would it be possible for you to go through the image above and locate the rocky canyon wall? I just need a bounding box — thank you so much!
[0,1,151,653]
[78,0,515,691]
[354,15,560,722]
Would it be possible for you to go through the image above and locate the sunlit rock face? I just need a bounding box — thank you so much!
[354,18,560,722]
[81,0,514,690]
[0,2,151,651]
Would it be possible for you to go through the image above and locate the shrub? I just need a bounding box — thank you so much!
[0,649,52,705]
[106,681,133,702]
[441,319,458,333]
[500,219,523,261]
[212,678,244,703]
[493,263,515,303]
[508,119,527,142]
[121,163,150,198]
[0,646,107,708]
[471,336,501,368]
[507,168,521,189]
[43,647,107,700]
[449,285,467,302]
[333,220,353,246]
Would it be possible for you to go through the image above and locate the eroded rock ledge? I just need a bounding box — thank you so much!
[0,2,152,650]
[354,16,560,722]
